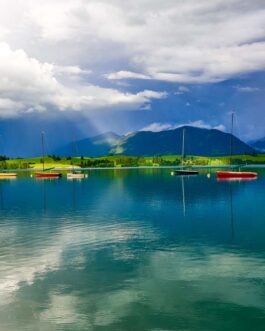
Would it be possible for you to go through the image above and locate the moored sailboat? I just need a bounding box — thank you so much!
[66,140,87,179]
[216,113,257,179]
[35,172,62,179]
[171,128,199,176]
[0,172,17,179]
[0,136,17,178]
[67,172,86,179]
[216,171,257,179]
[34,132,61,179]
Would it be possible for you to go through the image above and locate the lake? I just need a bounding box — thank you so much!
[0,169,265,331]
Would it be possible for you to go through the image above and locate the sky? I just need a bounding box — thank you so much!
[0,0,265,151]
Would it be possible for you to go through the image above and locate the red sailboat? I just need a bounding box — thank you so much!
[34,132,61,179]
[216,171,257,179]
[216,113,257,180]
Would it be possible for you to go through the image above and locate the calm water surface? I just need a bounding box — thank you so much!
[0,169,265,331]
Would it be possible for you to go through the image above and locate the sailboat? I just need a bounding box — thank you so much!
[0,136,17,179]
[216,113,257,179]
[34,132,62,179]
[67,139,87,179]
[0,172,17,179]
[171,128,199,176]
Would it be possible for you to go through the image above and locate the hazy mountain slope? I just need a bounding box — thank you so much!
[54,132,121,157]
[249,137,265,152]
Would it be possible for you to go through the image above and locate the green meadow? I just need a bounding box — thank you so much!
[1,154,265,170]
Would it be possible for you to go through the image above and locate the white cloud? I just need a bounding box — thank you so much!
[234,85,261,92]
[213,124,226,131]
[140,122,174,132]
[105,71,150,80]
[175,86,190,95]
[0,25,9,38]
[140,104,151,111]
[185,120,226,131]
[0,42,166,117]
[54,65,92,76]
[140,120,226,132]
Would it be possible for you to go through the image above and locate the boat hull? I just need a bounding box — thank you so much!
[0,173,17,177]
[67,172,86,179]
[34,172,62,179]
[0,173,17,179]
[216,171,258,179]
[171,170,199,176]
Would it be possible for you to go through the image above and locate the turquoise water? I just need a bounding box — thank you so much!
[0,169,265,331]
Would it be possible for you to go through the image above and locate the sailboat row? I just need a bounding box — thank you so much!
[32,132,85,179]
[170,114,258,179]
[0,123,260,180]
[0,132,86,179]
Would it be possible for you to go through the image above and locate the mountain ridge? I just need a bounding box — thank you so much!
[54,126,256,157]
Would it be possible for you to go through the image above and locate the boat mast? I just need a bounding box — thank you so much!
[41,131,45,172]
[181,127,185,167]
[71,138,75,172]
[230,112,234,166]
[181,176,186,217]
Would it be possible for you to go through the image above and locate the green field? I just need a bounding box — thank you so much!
[1,153,265,170]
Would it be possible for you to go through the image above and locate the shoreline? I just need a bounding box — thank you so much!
[2,164,265,172]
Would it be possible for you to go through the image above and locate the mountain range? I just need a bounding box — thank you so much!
[249,137,265,152]
[54,126,255,157]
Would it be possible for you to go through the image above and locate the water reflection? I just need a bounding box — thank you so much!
[0,182,4,209]
[0,170,265,331]
[181,176,186,217]
[229,183,235,241]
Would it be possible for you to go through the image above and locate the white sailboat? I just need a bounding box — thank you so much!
[67,140,87,180]
[0,136,17,179]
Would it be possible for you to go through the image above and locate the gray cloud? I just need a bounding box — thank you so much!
[0,0,264,117]
[1,1,265,83]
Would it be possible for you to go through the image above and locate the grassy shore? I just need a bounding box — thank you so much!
[1,154,265,170]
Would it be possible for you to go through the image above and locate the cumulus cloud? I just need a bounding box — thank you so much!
[0,42,166,117]
[0,0,264,121]
[140,120,226,132]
